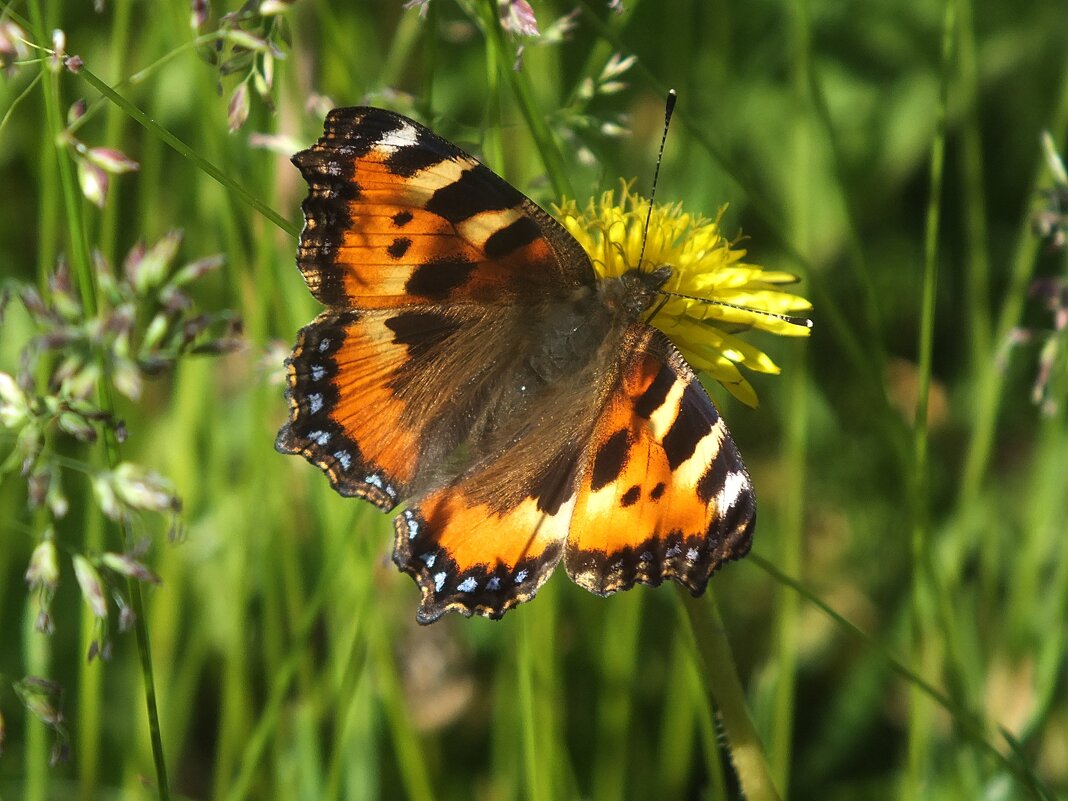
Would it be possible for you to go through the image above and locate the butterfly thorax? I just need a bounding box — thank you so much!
[598,265,672,318]
[517,266,670,387]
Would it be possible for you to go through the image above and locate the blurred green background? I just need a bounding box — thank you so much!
[2,0,1067,799]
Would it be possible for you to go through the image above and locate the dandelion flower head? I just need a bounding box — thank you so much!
[554,182,812,407]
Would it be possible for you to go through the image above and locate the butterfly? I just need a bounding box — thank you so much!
[277,107,756,624]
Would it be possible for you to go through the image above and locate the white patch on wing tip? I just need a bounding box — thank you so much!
[458,577,478,593]
[307,392,323,414]
[433,571,446,592]
[716,470,749,513]
[378,121,421,150]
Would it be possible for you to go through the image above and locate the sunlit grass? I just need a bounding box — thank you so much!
[1,1,1067,800]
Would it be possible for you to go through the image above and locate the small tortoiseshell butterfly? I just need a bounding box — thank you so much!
[277,107,755,623]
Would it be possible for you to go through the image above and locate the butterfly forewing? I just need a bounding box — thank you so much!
[293,107,596,309]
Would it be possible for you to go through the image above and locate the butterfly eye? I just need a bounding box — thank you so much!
[649,265,672,289]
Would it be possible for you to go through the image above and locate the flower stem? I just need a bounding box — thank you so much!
[517,612,548,801]
[676,588,782,801]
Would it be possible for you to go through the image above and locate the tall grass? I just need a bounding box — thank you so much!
[1,1,1067,800]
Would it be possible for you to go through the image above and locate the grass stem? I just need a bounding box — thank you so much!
[906,1,956,796]
[677,589,782,801]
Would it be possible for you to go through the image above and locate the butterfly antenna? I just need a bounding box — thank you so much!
[637,89,677,273]
[659,289,814,330]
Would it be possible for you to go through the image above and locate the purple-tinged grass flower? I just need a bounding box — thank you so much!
[0,372,30,429]
[191,0,210,30]
[15,677,69,763]
[72,554,108,619]
[101,552,162,585]
[500,0,539,37]
[25,536,60,594]
[0,21,30,75]
[228,82,251,132]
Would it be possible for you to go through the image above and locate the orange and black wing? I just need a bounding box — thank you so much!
[565,326,756,595]
[393,480,577,624]
[280,107,596,506]
[293,106,595,310]
[391,394,595,623]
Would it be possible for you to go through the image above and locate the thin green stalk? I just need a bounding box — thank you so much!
[768,0,814,792]
[0,70,42,136]
[26,1,91,311]
[76,507,104,801]
[81,4,135,794]
[73,65,299,238]
[517,612,548,801]
[23,602,51,801]
[769,350,806,795]
[656,631,700,798]
[480,0,574,200]
[690,654,730,801]
[490,655,523,800]
[799,19,885,370]
[906,2,955,796]
[380,6,426,109]
[25,3,171,796]
[592,592,643,801]
[1014,412,1068,739]
[321,611,372,800]
[956,0,992,371]
[22,12,57,791]
[481,4,504,173]
[96,0,134,262]
[676,589,782,801]
[957,57,1068,513]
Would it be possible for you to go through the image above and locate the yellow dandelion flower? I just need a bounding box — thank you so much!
[554,182,812,407]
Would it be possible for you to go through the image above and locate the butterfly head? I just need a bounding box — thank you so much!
[614,265,673,318]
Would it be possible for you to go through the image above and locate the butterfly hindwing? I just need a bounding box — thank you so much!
[293,107,596,310]
[393,487,575,624]
[565,326,756,596]
[391,367,602,623]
